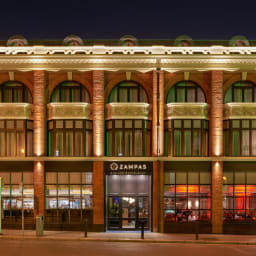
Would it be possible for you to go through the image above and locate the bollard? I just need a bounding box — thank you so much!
[195,221,199,240]
[141,220,145,239]
[36,215,44,237]
[84,218,88,238]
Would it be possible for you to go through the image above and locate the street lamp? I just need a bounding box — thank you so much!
[0,177,4,235]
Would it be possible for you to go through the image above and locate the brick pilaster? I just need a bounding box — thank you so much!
[152,70,164,156]
[33,70,46,217]
[210,70,223,233]
[93,70,104,157]
[153,161,164,232]
[93,161,104,231]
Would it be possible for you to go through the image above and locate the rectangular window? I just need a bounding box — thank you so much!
[164,170,211,223]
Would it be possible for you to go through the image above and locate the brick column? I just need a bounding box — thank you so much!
[93,70,104,157]
[93,161,104,231]
[210,70,223,234]
[33,70,46,217]
[152,69,164,156]
[152,161,164,232]
[92,70,105,231]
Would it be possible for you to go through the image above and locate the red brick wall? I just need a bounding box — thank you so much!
[93,161,104,226]
[33,70,46,218]
[93,70,105,157]
[210,70,223,234]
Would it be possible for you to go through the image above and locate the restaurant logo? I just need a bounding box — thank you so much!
[105,161,152,175]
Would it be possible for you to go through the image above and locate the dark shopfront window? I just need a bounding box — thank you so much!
[164,170,211,223]
[48,120,92,157]
[105,119,151,157]
[164,119,209,157]
[45,171,93,224]
[224,120,256,156]
[0,171,34,219]
[0,120,33,157]
[223,169,256,222]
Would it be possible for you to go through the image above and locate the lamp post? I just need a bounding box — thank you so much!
[0,177,4,235]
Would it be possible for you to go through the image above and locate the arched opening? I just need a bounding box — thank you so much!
[224,81,256,103]
[165,81,208,157]
[0,81,32,103]
[50,81,90,103]
[166,81,206,103]
[108,81,148,103]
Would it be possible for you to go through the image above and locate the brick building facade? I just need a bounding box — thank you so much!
[0,35,256,234]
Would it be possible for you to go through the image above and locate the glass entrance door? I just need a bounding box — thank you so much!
[106,175,151,231]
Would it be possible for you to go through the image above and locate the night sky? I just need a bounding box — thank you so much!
[1,0,255,40]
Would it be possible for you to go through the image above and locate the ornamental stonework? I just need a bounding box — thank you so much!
[105,103,152,120]
[47,103,92,120]
[224,103,256,119]
[165,103,209,119]
[0,103,33,119]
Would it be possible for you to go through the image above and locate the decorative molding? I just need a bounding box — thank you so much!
[8,71,14,80]
[165,103,209,119]
[105,103,152,120]
[0,103,33,119]
[224,103,256,119]
[47,103,92,120]
[184,71,190,80]
[242,71,247,81]
[1,45,256,56]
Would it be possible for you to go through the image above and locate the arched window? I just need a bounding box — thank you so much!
[51,81,90,103]
[166,81,206,103]
[108,81,148,103]
[224,81,256,103]
[0,81,32,103]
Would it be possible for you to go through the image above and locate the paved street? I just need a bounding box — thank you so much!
[0,240,255,256]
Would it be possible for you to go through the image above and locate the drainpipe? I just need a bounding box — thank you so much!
[156,67,161,232]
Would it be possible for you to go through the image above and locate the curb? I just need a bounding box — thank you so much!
[0,236,256,245]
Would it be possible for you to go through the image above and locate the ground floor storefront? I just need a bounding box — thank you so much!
[0,160,256,234]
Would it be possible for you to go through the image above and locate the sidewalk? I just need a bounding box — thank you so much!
[1,229,256,245]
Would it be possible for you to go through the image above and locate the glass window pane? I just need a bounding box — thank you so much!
[174,130,181,156]
[82,172,92,184]
[165,172,175,185]
[235,171,245,184]
[244,88,253,102]
[46,172,57,184]
[164,185,175,196]
[223,171,233,184]
[188,172,199,184]
[200,171,211,184]
[247,171,256,185]
[58,172,69,184]
[252,130,256,155]
[176,172,187,184]
[70,172,81,184]
[234,88,242,102]
[241,130,250,156]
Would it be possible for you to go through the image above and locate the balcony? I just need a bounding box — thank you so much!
[224,103,256,119]
[0,103,33,119]
[47,103,92,120]
[165,103,209,119]
[105,103,152,120]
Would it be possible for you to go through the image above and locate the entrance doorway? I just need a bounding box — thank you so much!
[106,175,151,231]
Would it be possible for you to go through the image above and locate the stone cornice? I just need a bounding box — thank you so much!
[1,46,256,71]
